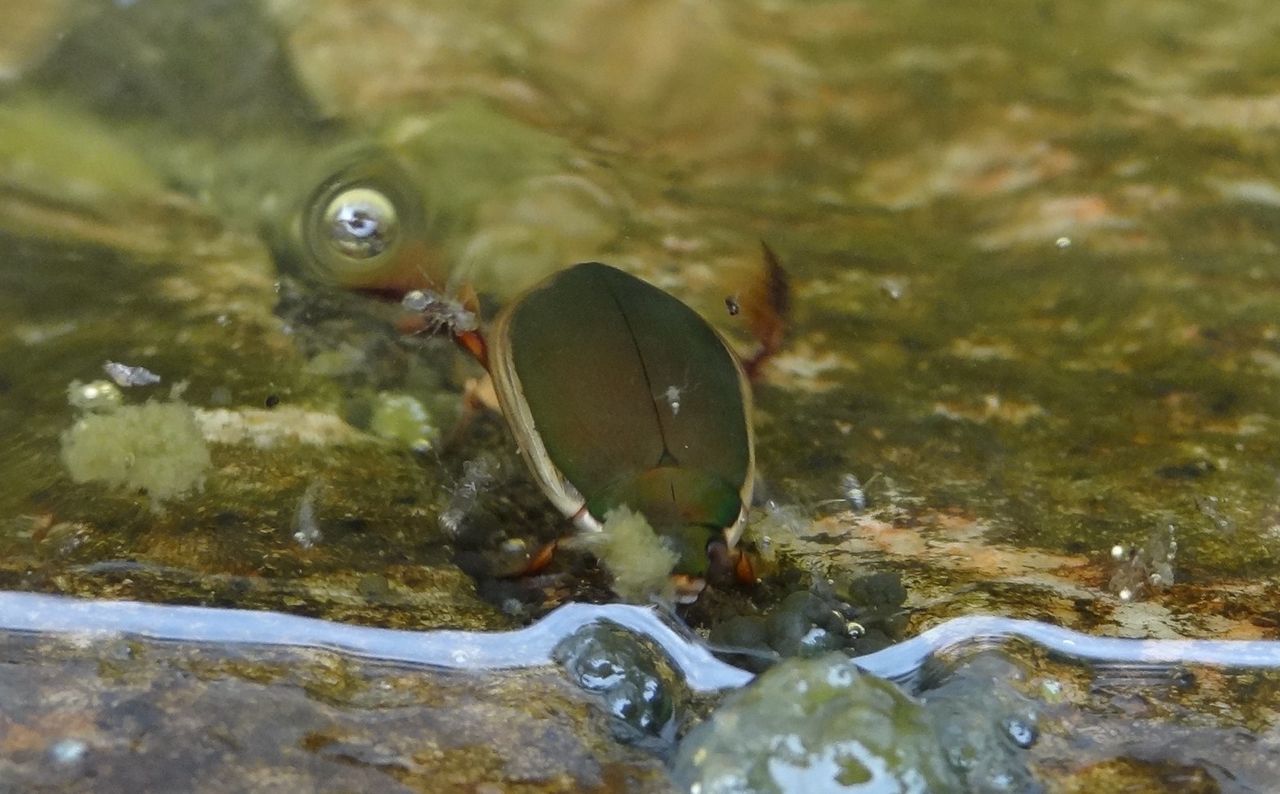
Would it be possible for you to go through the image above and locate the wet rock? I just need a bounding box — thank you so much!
[707,578,904,672]
[28,0,320,136]
[707,615,776,666]
[0,629,674,794]
[763,591,849,659]
[554,621,685,748]
[920,652,1042,793]
[672,653,961,793]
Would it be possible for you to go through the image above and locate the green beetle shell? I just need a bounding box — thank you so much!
[488,262,755,574]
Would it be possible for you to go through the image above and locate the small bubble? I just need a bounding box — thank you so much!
[1110,544,1126,560]
[324,187,398,259]
[1118,588,1133,601]
[1055,236,1072,249]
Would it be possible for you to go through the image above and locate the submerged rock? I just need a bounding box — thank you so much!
[672,652,960,793]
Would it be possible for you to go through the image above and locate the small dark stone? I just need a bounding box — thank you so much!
[1207,390,1238,415]
[264,393,281,408]
[1155,460,1216,480]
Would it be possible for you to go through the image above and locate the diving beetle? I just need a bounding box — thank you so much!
[406,253,786,600]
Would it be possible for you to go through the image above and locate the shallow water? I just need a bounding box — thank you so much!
[3,0,1280,790]
[3,596,1280,791]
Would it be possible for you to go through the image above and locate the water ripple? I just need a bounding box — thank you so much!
[2,592,1279,692]
[0,591,752,691]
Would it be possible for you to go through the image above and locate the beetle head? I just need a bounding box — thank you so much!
[658,522,756,602]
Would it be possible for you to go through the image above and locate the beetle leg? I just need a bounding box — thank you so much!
[740,241,791,380]
[522,538,560,575]
[733,547,757,584]
[452,329,490,371]
[451,282,491,369]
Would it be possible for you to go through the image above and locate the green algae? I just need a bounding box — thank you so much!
[60,397,211,505]
[368,391,440,452]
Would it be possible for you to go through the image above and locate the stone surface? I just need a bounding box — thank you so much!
[0,629,674,793]
[672,652,961,793]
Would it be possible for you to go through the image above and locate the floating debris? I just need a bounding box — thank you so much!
[292,481,322,548]
[1195,494,1237,534]
[841,473,868,512]
[574,507,680,603]
[439,454,501,535]
[660,384,683,416]
[879,277,906,300]
[368,391,439,452]
[103,360,161,387]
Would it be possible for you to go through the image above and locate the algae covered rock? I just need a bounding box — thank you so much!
[672,653,960,793]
